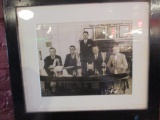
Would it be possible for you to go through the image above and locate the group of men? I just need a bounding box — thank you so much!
[44,31,128,77]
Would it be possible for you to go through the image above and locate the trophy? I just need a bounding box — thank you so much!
[102,67,106,75]
[76,53,81,67]
[77,68,82,76]
[101,52,106,67]
[95,68,99,75]
[87,62,94,71]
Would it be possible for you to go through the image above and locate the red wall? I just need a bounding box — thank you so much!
[0,0,14,120]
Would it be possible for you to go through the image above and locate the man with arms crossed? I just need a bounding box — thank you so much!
[43,47,62,95]
[44,47,62,77]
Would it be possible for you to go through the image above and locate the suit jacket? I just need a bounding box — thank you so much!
[64,54,77,67]
[107,53,128,69]
[44,55,62,76]
[90,53,104,67]
[80,39,94,61]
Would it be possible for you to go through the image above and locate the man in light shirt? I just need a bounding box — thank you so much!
[107,46,128,69]
[106,46,129,93]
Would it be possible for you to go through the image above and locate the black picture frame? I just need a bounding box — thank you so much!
[3,0,159,120]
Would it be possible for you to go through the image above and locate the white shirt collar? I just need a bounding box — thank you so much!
[84,39,88,44]
[114,54,119,61]
[95,53,98,59]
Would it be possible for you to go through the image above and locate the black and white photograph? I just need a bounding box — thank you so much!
[16,2,149,112]
[37,21,133,97]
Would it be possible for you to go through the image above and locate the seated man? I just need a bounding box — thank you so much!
[43,47,62,95]
[90,45,104,67]
[89,45,108,75]
[64,45,79,91]
[64,45,77,67]
[107,46,128,69]
[107,46,129,92]
[44,47,62,77]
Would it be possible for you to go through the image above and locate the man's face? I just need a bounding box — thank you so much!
[70,47,75,54]
[92,47,99,55]
[113,47,120,55]
[83,33,89,40]
[49,49,56,56]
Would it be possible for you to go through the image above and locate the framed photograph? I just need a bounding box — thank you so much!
[119,25,132,38]
[107,26,117,38]
[84,28,94,39]
[95,27,106,39]
[3,0,159,120]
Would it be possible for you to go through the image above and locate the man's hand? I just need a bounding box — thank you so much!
[50,69,54,72]
[48,65,54,69]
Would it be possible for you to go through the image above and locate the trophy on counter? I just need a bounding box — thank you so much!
[77,68,82,76]
[54,66,63,77]
[75,53,82,76]
[102,67,106,75]
[101,52,106,67]
[76,53,81,67]
[87,62,94,71]
[53,58,63,77]
[95,68,99,75]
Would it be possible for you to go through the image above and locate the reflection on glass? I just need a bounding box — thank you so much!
[18,10,34,20]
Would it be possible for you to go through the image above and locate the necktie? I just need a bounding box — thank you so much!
[95,55,98,60]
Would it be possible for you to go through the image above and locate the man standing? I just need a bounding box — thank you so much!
[80,31,94,76]
[44,47,62,77]
[80,31,94,63]
[64,45,77,67]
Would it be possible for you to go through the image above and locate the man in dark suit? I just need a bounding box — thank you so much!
[43,47,62,95]
[64,45,77,67]
[90,45,108,75]
[80,31,94,62]
[80,31,94,76]
[90,45,103,67]
[44,47,62,77]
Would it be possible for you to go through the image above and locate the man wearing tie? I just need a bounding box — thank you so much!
[91,45,104,67]
[44,47,62,77]
[80,31,94,76]
[64,45,77,67]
